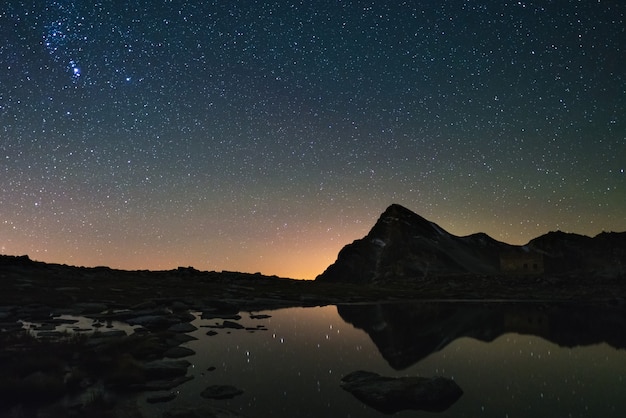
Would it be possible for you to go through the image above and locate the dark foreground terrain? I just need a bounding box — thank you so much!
[1,254,625,417]
[2,254,624,310]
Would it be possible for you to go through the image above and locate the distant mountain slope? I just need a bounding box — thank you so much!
[528,230,626,278]
[316,204,626,283]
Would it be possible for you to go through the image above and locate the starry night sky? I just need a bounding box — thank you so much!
[2,1,625,279]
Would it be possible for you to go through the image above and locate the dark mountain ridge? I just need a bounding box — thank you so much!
[316,204,626,284]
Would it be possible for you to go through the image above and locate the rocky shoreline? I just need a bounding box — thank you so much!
[1,254,625,416]
[1,296,266,417]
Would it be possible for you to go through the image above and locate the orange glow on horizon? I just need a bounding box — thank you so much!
[3,204,624,280]
[1,221,365,280]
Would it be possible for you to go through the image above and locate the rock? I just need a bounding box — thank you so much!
[201,312,242,321]
[176,312,197,323]
[164,346,195,359]
[249,314,271,319]
[52,317,80,324]
[163,406,245,418]
[144,360,191,379]
[340,371,463,413]
[36,323,58,331]
[139,375,194,391]
[50,308,80,316]
[55,286,81,292]
[18,371,66,403]
[147,392,177,403]
[206,330,218,336]
[245,326,267,332]
[203,320,244,330]
[168,334,198,345]
[131,301,158,310]
[37,330,65,338]
[126,315,179,330]
[85,330,126,347]
[95,330,127,338]
[0,305,17,315]
[202,300,240,316]
[170,301,189,312]
[72,327,93,332]
[73,302,108,314]
[220,320,244,330]
[84,330,129,347]
[19,305,52,320]
[200,385,244,400]
[0,321,23,332]
[168,323,198,333]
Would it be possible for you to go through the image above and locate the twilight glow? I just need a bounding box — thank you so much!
[1,1,625,279]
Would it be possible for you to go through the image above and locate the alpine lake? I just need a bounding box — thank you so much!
[13,300,626,418]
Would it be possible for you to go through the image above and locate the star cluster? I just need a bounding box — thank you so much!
[1,1,625,279]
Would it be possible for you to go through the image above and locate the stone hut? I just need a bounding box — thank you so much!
[500,250,544,275]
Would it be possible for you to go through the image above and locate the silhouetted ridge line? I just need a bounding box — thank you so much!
[316,204,626,284]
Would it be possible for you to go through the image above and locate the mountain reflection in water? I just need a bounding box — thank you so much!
[141,302,626,417]
[337,301,626,370]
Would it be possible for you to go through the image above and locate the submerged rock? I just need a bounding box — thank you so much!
[340,370,462,414]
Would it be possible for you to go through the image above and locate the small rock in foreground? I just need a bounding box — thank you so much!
[340,370,462,414]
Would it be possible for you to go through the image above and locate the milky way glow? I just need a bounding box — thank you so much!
[1,1,625,279]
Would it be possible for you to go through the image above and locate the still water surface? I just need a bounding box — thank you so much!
[141,302,626,417]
